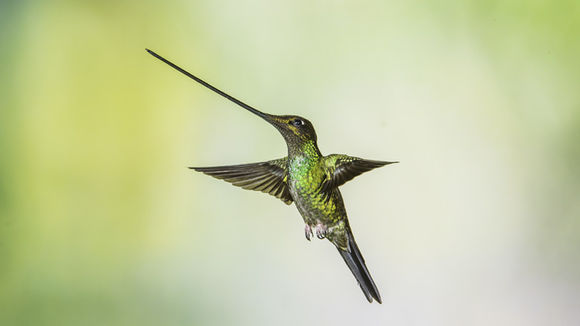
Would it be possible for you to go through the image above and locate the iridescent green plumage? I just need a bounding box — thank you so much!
[148,49,397,303]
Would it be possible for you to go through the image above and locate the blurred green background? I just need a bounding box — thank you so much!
[1,0,579,325]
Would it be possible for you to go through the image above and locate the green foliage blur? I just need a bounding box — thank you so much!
[1,1,579,325]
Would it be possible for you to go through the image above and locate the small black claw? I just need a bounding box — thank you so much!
[305,225,312,241]
[315,227,326,239]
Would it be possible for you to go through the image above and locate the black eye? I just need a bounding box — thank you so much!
[290,118,304,126]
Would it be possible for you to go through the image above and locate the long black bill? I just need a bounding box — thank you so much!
[146,49,272,121]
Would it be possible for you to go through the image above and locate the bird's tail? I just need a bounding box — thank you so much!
[337,229,382,303]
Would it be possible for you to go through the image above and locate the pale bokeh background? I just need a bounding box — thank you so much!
[1,1,579,325]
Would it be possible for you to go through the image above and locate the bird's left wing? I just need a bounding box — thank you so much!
[190,158,293,204]
[320,155,398,193]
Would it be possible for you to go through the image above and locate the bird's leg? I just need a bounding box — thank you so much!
[304,224,313,241]
[314,223,328,239]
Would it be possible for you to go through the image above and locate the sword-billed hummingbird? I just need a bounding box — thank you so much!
[147,49,397,303]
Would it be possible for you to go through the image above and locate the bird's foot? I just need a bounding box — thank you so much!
[304,224,313,241]
[313,223,328,239]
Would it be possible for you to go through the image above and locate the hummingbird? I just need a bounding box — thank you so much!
[147,49,397,303]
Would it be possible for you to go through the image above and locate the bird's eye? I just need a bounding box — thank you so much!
[290,118,304,126]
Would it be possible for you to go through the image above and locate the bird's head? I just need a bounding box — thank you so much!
[244,111,320,155]
[260,114,317,144]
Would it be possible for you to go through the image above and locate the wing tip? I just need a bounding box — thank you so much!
[379,160,399,166]
[189,166,212,173]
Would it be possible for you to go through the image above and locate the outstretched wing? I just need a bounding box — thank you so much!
[190,158,293,204]
[320,155,397,193]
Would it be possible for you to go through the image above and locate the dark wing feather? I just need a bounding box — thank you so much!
[190,158,293,204]
[321,155,397,194]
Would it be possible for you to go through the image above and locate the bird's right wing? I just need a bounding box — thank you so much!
[190,158,293,205]
[320,155,398,193]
